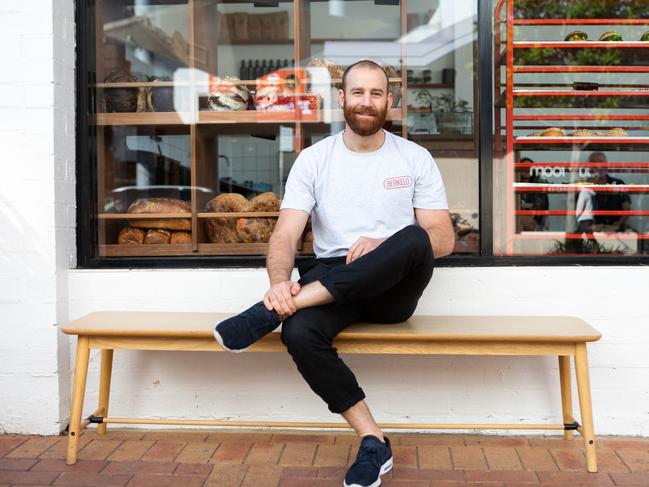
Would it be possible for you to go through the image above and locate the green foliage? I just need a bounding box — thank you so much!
[514,0,649,19]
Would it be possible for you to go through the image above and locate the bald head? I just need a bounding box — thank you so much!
[341,60,390,93]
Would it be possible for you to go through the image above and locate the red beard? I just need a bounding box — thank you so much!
[343,101,389,136]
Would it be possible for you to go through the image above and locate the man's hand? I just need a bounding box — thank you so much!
[346,236,385,264]
[263,281,301,317]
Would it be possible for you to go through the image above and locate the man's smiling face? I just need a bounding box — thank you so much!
[340,65,392,137]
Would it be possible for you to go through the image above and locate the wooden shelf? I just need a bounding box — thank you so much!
[99,244,193,257]
[99,213,192,219]
[513,18,649,26]
[513,90,649,97]
[94,109,404,125]
[95,112,190,125]
[197,212,279,218]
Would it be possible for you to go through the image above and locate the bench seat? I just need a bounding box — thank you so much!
[60,312,601,472]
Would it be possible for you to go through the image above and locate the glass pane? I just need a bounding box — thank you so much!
[494,0,649,256]
[406,0,479,254]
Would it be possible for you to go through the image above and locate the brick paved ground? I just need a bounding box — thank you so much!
[1,429,648,486]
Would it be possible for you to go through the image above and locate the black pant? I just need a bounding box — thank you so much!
[280,225,435,414]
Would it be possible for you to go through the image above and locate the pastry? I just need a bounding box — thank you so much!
[607,127,627,136]
[599,31,623,41]
[144,228,171,244]
[571,129,595,137]
[204,193,249,243]
[207,76,250,111]
[117,226,145,245]
[127,198,191,231]
[303,231,314,242]
[170,231,192,244]
[565,31,588,41]
[539,127,565,137]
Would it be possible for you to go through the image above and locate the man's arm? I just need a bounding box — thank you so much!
[414,208,456,258]
[267,209,309,284]
[264,209,310,315]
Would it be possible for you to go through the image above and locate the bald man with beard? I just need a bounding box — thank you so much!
[213,60,455,487]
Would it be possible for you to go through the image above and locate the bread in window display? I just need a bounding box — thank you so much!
[170,231,192,244]
[126,197,191,231]
[104,70,147,113]
[207,76,250,111]
[571,129,596,137]
[144,228,172,244]
[118,226,146,245]
[204,193,249,243]
[607,127,627,136]
[235,192,282,243]
[531,127,565,137]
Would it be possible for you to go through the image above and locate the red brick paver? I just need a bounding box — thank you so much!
[1,430,648,486]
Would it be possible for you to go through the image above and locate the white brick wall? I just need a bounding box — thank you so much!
[0,0,75,434]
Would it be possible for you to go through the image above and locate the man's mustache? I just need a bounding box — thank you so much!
[353,107,378,116]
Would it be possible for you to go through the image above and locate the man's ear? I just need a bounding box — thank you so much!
[387,91,393,109]
[338,88,345,108]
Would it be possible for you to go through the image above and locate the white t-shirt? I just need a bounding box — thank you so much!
[280,130,448,258]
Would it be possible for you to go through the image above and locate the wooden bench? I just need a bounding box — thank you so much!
[60,312,601,471]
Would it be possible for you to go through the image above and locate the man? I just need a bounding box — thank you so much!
[214,59,455,487]
[588,152,631,233]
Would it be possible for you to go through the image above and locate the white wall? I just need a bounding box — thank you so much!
[0,0,76,434]
[66,266,649,437]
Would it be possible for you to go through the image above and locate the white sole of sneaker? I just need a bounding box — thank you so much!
[213,325,249,353]
[343,456,393,487]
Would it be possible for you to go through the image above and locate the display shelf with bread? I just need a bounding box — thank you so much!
[495,0,649,256]
[88,0,478,261]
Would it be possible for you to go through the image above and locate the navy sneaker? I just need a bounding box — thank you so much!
[344,435,393,487]
[213,302,281,353]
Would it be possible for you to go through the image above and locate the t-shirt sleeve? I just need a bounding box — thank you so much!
[280,149,317,214]
[412,150,449,209]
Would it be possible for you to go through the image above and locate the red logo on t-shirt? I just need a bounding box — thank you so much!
[383,176,412,190]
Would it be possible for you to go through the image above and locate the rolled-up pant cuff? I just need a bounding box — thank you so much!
[329,388,366,414]
[318,275,347,304]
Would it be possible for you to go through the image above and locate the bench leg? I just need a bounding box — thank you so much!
[97,349,114,435]
[558,355,574,440]
[574,343,597,473]
[66,336,90,465]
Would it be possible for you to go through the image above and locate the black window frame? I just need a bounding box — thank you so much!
[75,0,649,268]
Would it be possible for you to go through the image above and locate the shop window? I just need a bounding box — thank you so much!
[494,0,649,257]
[79,0,480,263]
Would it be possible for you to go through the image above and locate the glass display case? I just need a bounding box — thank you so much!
[85,0,480,260]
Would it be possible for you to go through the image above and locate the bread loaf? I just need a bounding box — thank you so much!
[247,192,281,212]
[118,226,145,245]
[170,231,192,244]
[127,198,191,231]
[236,217,275,243]
[234,192,280,243]
[204,193,249,243]
[144,228,172,244]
